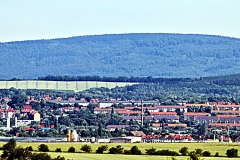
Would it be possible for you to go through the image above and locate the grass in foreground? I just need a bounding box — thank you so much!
[48,153,240,160]
[0,142,240,159]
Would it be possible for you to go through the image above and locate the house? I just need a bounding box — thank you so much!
[106,125,130,131]
[211,110,240,115]
[110,137,142,143]
[214,104,240,111]
[118,111,142,116]
[195,116,218,124]
[184,112,210,121]
[125,106,159,112]
[99,101,132,108]
[128,131,146,137]
[155,105,187,112]
[218,116,240,123]
[184,103,210,107]
[93,108,126,114]
[29,111,41,121]
[235,136,240,142]
[23,105,32,110]
[122,116,142,121]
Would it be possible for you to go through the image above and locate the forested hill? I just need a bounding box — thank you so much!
[1,33,240,79]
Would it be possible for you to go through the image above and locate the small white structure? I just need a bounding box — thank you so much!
[71,130,79,141]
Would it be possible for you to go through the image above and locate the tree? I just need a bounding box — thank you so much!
[7,147,32,160]
[189,151,201,160]
[108,145,124,154]
[30,153,51,160]
[202,150,211,157]
[55,148,62,152]
[68,146,75,153]
[130,146,142,155]
[145,147,156,155]
[226,148,238,157]
[98,123,103,138]
[96,145,108,154]
[38,144,49,152]
[11,94,28,106]
[195,148,202,156]
[179,146,188,156]
[80,144,92,153]
[1,138,17,158]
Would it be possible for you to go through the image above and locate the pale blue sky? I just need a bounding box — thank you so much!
[0,0,240,42]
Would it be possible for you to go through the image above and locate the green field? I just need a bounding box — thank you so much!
[0,142,239,159]
[0,81,137,92]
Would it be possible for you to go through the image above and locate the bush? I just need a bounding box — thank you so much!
[130,146,142,155]
[55,148,62,152]
[179,146,188,156]
[155,149,179,156]
[52,156,66,160]
[145,147,156,155]
[214,152,219,157]
[226,148,238,157]
[195,148,202,156]
[30,153,51,160]
[123,149,131,154]
[202,150,211,157]
[96,145,108,154]
[68,146,76,153]
[189,151,201,160]
[38,144,49,152]
[80,144,92,153]
[25,146,33,151]
[109,145,124,154]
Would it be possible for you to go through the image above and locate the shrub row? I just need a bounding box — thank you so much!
[37,144,239,158]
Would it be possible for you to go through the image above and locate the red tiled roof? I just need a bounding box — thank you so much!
[215,104,240,107]
[184,112,210,116]
[212,110,240,113]
[21,110,31,113]
[209,123,240,127]
[155,105,186,108]
[23,105,32,110]
[184,103,209,107]
[150,112,177,115]
[118,111,141,114]
[94,108,126,111]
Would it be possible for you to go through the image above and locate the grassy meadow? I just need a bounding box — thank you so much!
[0,81,137,92]
[0,142,239,159]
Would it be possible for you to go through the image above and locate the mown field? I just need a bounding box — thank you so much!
[0,142,239,159]
[0,81,137,92]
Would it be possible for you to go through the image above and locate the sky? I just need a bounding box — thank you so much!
[0,0,240,42]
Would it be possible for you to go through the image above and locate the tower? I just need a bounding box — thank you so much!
[141,100,144,127]
[7,117,10,128]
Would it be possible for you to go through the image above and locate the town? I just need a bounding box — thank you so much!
[1,92,240,144]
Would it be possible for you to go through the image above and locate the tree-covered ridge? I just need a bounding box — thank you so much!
[1,33,240,79]
[79,73,240,103]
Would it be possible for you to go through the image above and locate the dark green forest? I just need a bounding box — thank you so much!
[77,74,240,103]
[1,33,240,79]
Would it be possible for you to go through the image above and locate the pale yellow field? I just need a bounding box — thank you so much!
[0,81,137,92]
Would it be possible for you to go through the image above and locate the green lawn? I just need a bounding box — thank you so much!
[0,142,239,158]
[48,153,240,160]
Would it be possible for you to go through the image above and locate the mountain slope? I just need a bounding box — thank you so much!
[1,33,240,79]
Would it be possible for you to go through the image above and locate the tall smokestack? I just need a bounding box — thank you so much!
[7,117,10,128]
[141,100,143,127]
[15,117,18,127]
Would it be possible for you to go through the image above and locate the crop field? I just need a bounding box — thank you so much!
[0,81,137,92]
[0,142,239,159]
